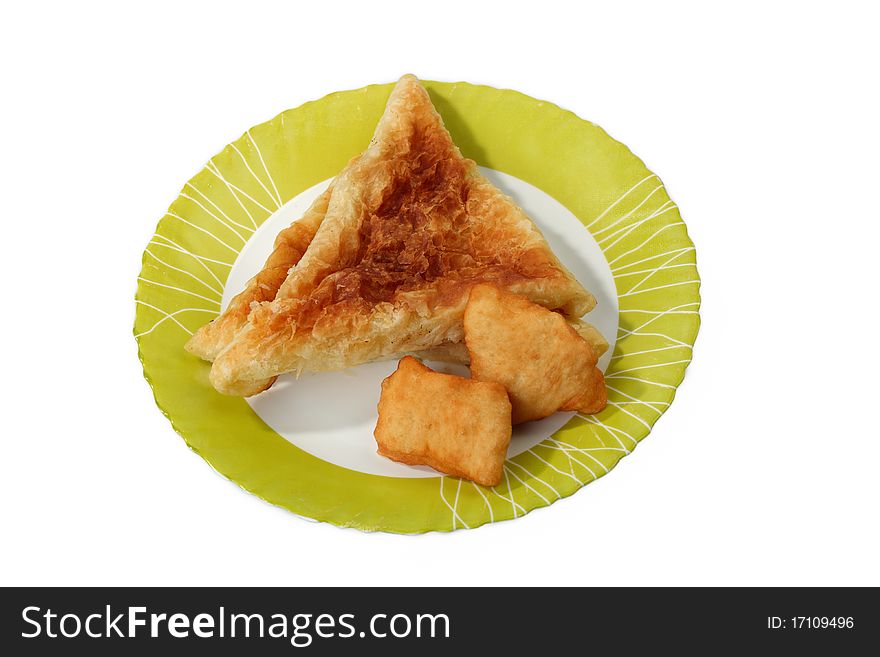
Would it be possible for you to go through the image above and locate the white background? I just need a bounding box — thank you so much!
[2,1,878,586]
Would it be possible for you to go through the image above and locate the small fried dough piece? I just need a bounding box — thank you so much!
[464,284,608,424]
[374,356,512,486]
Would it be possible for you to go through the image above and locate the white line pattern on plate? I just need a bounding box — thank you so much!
[179,192,253,240]
[585,174,657,230]
[143,249,223,296]
[471,481,494,523]
[134,300,216,338]
[592,184,666,238]
[185,182,256,234]
[247,131,283,206]
[607,221,686,267]
[205,161,262,228]
[137,277,222,305]
[230,142,282,211]
[610,246,695,274]
[164,211,241,253]
[149,236,231,288]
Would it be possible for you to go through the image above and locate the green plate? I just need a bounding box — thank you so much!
[135,80,700,533]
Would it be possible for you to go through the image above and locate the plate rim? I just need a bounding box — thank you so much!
[134,78,701,533]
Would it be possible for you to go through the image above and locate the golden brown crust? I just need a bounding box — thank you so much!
[464,284,607,424]
[374,357,511,486]
[184,185,332,361]
[569,320,609,360]
[210,75,595,396]
[414,319,607,366]
[560,371,608,415]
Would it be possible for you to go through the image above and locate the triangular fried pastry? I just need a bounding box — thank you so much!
[464,284,607,424]
[211,75,596,396]
[184,184,332,362]
[184,176,473,371]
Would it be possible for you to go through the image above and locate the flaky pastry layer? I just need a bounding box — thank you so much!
[210,75,596,396]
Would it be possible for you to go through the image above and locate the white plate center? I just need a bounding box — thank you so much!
[223,168,618,478]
